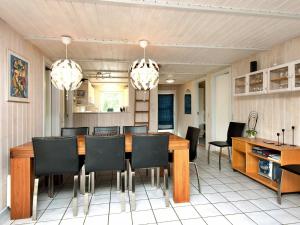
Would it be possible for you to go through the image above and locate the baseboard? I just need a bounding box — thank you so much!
[0,207,10,223]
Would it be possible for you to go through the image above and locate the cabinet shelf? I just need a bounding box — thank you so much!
[247,172,278,190]
[248,152,280,164]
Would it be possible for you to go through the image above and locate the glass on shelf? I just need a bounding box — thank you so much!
[235,77,246,94]
[249,72,263,92]
[269,66,289,90]
[295,63,300,88]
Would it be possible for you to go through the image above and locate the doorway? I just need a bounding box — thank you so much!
[198,81,206,146]
[158,94,174,131]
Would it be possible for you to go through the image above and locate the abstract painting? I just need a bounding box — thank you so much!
[8,51,29,102]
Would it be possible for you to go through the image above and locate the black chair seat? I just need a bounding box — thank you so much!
[281,165,300,176]
[209,141,229,147]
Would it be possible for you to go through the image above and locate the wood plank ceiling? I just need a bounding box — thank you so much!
[1,0,300,84]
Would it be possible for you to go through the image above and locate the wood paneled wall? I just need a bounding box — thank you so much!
[0,19,44,210]
[73,85,158,132]
[232,36,300,145]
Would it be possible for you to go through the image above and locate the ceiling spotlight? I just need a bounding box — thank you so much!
[166,78,175,84]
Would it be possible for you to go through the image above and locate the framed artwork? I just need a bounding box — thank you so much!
[184,94,191,114]
[8,50,29,102]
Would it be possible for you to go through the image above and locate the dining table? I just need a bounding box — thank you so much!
[9,133,190,219]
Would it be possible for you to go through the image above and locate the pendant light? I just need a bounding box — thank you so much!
[50,36,83,93]
[129,40,159,90]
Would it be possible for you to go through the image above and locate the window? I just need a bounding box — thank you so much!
[100,92,123,112]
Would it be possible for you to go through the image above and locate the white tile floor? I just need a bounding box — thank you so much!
[2,146,300,225]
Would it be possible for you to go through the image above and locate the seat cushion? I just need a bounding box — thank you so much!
[209,141,229,147]
[281,165,300,176]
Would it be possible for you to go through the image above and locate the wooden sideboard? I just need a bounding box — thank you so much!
[232,137,300,193]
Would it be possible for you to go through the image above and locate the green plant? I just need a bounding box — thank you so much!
[246,129,257,137]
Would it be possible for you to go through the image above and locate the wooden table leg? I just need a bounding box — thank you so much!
[11,157,33,219]
[172,148,190,202]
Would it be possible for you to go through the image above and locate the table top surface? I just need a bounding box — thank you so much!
[232,137,300,151]
[10,133,189,158]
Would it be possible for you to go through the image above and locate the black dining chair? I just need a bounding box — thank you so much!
[32,137,80,220]
[208,122,245,170]
[61,127,90,136]
[123,125,149,182]
[84,135,126,214]
[169,126,201,193]
[93,126,120,136]
[129,134,169,210]
[61,127,89,193]
[277,165,300,204]
[123,125,148,134]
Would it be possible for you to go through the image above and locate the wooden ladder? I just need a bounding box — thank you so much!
[134,90,150,128]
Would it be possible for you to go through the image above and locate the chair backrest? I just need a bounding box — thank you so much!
[123,125,148,134]
[186,126,201,161]
[131,134,169,169]
[93,126,120,136]
[226,122,246,146]
[85,135,125,173]
[61,127,89,136]
[32,137,79,176]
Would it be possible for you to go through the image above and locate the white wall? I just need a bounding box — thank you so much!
[232,36,300,145]
[215,73,231,141]
[0,19,45,210]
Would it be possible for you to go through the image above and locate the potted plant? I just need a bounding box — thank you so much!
[246,129,257,138]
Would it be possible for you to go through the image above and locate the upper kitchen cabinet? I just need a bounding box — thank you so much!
[248,70,267,95]
[234,75,247,96]
[268,63,291,93]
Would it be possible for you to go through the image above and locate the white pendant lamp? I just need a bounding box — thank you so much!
[50,36,83,92]
[129,40,159,91]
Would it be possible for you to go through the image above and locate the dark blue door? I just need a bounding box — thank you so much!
[158,94,174,130]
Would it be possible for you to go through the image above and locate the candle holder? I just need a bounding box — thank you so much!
[275,133,281,146]
[282,129,285,145]
[291,126,296,146]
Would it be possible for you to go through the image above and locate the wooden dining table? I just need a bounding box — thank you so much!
[10,133,190,219]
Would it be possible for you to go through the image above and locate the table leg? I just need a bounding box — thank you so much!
[10,157,33,219]
[172,149,190,202]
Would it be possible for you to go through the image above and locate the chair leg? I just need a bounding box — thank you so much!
[117,171,120,191]
[80,165,85,194]
[90,172,95,194]
[84,173,90,215]
[208,144,211,164]
[48,175,54,198]
[126,159,130,188]
[32,178,39,220]
[120,171,126,212]
[277,169,283,204]
[151,168,155,186]
[128,163,132,191]
[163,169,169,207]
[72,175,78,216]
[227,146,232,163]
[219,147,222,171]
[156,167,160,188]
[87,173,91,193]
[192,162,201,193]
[130,171,136,211]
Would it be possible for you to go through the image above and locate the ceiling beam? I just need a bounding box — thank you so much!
[24,35,267,51]
[52,0,300,20]
[74,58,230,66]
